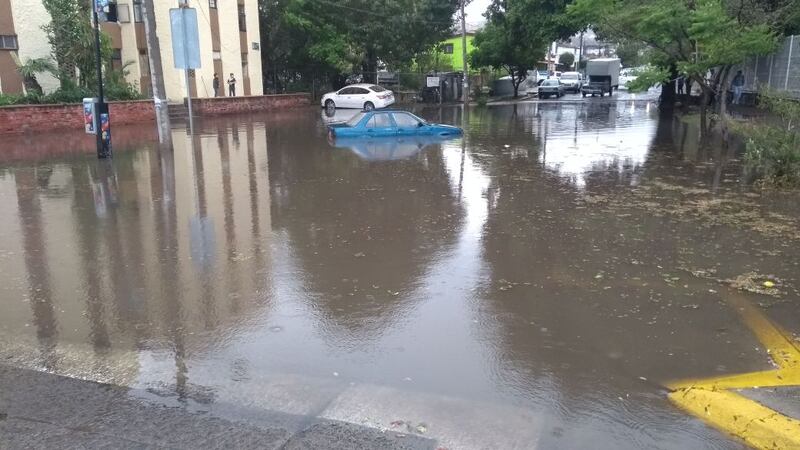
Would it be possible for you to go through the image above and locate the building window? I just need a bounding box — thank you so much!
[133,0,143,23]
[118,4,131,23]
[442,43,454,54]
[238,5,246,31]
[0,35,19,50]
[138,49,150,75]
[111,48,122,70]
[209,0,217,8]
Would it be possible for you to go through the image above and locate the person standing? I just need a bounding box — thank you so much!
[213,73,220,97]
[732,70,745,105]
[677,76,685,95]
[228,73,237,97]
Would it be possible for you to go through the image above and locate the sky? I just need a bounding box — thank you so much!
[464,0,491,28]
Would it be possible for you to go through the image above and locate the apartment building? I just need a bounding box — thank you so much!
[0,0,262,101]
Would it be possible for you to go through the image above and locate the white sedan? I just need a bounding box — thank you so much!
[321,84,395,110]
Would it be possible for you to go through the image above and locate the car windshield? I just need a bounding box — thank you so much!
[561,73,578,80]
[370,85,387,92]
[543,80,559,86]
[346,112,368,126]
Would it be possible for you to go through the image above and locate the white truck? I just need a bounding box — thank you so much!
[581,58,621,97]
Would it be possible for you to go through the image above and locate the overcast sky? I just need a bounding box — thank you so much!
[464,0,490,28]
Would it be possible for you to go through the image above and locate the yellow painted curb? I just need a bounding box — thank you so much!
[666,290,800,449]
[669,388,800,450]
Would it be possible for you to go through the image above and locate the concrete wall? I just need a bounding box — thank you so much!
[8,0,59,93]
[191,93,311,114]
[0,100,155,134]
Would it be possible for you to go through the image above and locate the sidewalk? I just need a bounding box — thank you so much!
[0,364,434,450]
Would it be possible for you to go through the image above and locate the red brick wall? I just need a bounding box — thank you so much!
[191,93,312,115]
[0,100,154,135]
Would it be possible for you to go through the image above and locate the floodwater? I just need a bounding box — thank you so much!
[1,99,799,449]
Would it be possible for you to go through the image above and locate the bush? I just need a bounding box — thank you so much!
[0,72,143,106]
[744,125,800,187]
[741,90,800,188]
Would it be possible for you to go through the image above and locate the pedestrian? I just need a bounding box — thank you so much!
[228,73,237,97]
[213,73,220,97]
[677,76,685,95]
[732,70,745,105]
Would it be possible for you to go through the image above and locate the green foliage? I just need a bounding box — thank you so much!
[741,90,800,187]
[625,66,668,92]
[14,56,58,94]
[614,39,646,67]
[259,0,459,92]
[569,0,780,107]
[558,51,575,69]
[0,65,143,105]
[41,0,111,89]
[471,0,579,97]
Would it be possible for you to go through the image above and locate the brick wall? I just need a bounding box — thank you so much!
[0,100,155,135]
[191,93,312,115]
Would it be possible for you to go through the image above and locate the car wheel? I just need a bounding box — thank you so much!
[364,101,375,111]
[324,99,335,109]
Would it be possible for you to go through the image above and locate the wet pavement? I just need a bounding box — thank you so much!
[1,99,799,449]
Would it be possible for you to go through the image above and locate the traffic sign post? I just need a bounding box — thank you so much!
[170,6,201,134]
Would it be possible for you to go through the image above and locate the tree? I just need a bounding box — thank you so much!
[558,51,575,69]
[613,39,646,67]
[261,0,459,91]
[569,0,778,126]
[471,0,581,97]
[14,57,58,94]
[471,22,542,98]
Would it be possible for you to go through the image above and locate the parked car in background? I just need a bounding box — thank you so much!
[327,110,462,138]
[321,84,395,110]
[538,79,565,99]
[559,72,583,93]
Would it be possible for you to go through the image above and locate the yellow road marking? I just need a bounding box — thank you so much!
[667,290,800,449]
[669,388,800,450]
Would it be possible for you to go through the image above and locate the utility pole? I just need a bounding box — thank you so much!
[460,0,469,105]
[142,0,171,144]
[92,3,111,158]
[578,31,584,71]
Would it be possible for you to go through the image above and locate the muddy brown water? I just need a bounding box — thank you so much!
[1,100,798,448]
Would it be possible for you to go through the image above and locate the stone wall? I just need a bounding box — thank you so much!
[191,93,312,115]
[0,100,155,135]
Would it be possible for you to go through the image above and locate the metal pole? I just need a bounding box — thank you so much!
[143,0,171,145]
[785,35,794,91]
[181,6,194,134]
[768,54,774,88]
[460,0,468,105]
[92,6,109,158]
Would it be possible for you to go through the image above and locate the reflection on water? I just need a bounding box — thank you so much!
[0,103,795,447]
[331,135,460,161]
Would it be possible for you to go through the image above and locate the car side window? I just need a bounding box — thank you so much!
[338,87,351,95]
[353,88,370,95]
[392,113,420,128]
[366,113,393,128]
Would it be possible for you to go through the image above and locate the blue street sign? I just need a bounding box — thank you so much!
[170,8,201,70]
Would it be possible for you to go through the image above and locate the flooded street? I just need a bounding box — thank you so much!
[1,99,799,448]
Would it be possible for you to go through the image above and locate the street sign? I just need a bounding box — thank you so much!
[170,8,201,69]
[426,76,440,88]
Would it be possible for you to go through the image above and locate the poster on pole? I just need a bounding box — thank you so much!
[170,8,201,69]
[83,98,97,134]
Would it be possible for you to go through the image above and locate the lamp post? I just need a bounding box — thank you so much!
[92,0,112,158]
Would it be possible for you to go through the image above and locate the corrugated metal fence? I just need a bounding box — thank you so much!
[740,35,799,97]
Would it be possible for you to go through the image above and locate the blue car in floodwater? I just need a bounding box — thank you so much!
[327,110,462,138]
